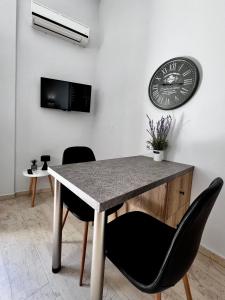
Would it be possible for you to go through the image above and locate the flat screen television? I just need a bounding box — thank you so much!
[41,77,91,112]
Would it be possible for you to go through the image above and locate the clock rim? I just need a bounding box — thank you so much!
[148,56,200,110]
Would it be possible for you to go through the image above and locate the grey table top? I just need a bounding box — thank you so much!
[48,156,194,212]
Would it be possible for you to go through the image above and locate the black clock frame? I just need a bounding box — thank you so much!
[148,57,200,110]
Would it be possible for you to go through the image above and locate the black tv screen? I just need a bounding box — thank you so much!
[41,77,91,112]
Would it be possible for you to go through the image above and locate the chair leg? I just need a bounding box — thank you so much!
[155,293,161,300]
[183,273,193,300]
[114,211,118,219]
[79,222,89,286]
[62,209,69,229]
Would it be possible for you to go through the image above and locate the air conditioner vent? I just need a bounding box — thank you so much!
[31,1,89,47]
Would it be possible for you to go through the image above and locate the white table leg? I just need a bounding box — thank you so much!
[90,210,106,300]
[52,179,62,273]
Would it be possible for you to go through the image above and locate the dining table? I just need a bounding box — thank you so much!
[48,155,194,300]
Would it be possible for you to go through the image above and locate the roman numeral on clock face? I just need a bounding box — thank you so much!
[180,87,189,95]
[157,95,164,104]
[184,78,193,85]
[153,89,159,99]
[161,67,168,75]
[165,98,170,105]
[169,62,177,71]
[183,69,191,77]
[152,84,158,90]
[178,64,184,72]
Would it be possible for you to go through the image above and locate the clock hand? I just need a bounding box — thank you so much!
[160,82,183,86]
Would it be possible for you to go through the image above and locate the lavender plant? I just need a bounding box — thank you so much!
[146,115,172,151]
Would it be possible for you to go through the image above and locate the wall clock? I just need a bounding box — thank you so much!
[148,57,199,110]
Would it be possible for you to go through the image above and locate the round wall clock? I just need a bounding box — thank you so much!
[148,57,199,110]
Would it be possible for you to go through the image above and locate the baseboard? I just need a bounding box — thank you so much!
[0,188,51,200]
[0,194,15,200]
[15,188,51,197]
[199,245,225,268]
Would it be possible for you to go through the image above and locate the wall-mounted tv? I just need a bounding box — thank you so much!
[41,77,91,112]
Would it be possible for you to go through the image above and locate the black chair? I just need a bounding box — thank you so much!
[105,178,223,300]
[61,146,122,286]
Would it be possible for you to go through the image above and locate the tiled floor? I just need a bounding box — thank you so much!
[0,192,225,300]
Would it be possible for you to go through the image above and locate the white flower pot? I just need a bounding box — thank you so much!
[153,150,164,162]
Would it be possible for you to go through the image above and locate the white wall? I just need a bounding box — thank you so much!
[142,0,225,258]
[92,0,151,159]
[15,0,99,192]
[94,0,225,258]
[0,0,17,195]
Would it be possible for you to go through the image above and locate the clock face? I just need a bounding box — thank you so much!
[148,57,199,110]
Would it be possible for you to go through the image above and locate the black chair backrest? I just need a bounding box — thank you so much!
[61,146,96,199]
[150,177,223,292]
[62,146,96,165]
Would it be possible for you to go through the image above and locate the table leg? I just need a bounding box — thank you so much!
[52,179,62,273]
[90,210,106,300]
[29,178,33,195]
[31,177,37,207]
[48,175,54,196]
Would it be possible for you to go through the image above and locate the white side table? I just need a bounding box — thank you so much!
[23,168,54,207]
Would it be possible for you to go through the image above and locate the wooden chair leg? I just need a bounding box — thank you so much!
[62,209,69,229]
[155,293,161,300]
[48,175,54,196]
[79,222,89,286]
[183,273,192,300]
[31,177,37,207]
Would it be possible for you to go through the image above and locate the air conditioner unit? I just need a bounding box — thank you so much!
[31,1,89,47]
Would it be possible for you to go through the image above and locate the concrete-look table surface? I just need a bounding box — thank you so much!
[48,156,194,300]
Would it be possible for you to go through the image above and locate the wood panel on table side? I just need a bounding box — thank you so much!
[126,183,167,222]
[165,202,190,228]
[164,171,193,219]
[121,170,193,229]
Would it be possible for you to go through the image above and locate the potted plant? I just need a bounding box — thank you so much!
[146,114,172,161]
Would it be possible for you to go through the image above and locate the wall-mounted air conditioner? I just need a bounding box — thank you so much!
[31,1,89,47]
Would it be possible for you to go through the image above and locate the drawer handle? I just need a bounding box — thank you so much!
[179,191,185,195]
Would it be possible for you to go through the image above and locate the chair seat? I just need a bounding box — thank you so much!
[105,211,176,289]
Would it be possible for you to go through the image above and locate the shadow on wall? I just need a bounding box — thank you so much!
[167,112,186,160]
[167,126,225,199]
[187,55,203,91]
